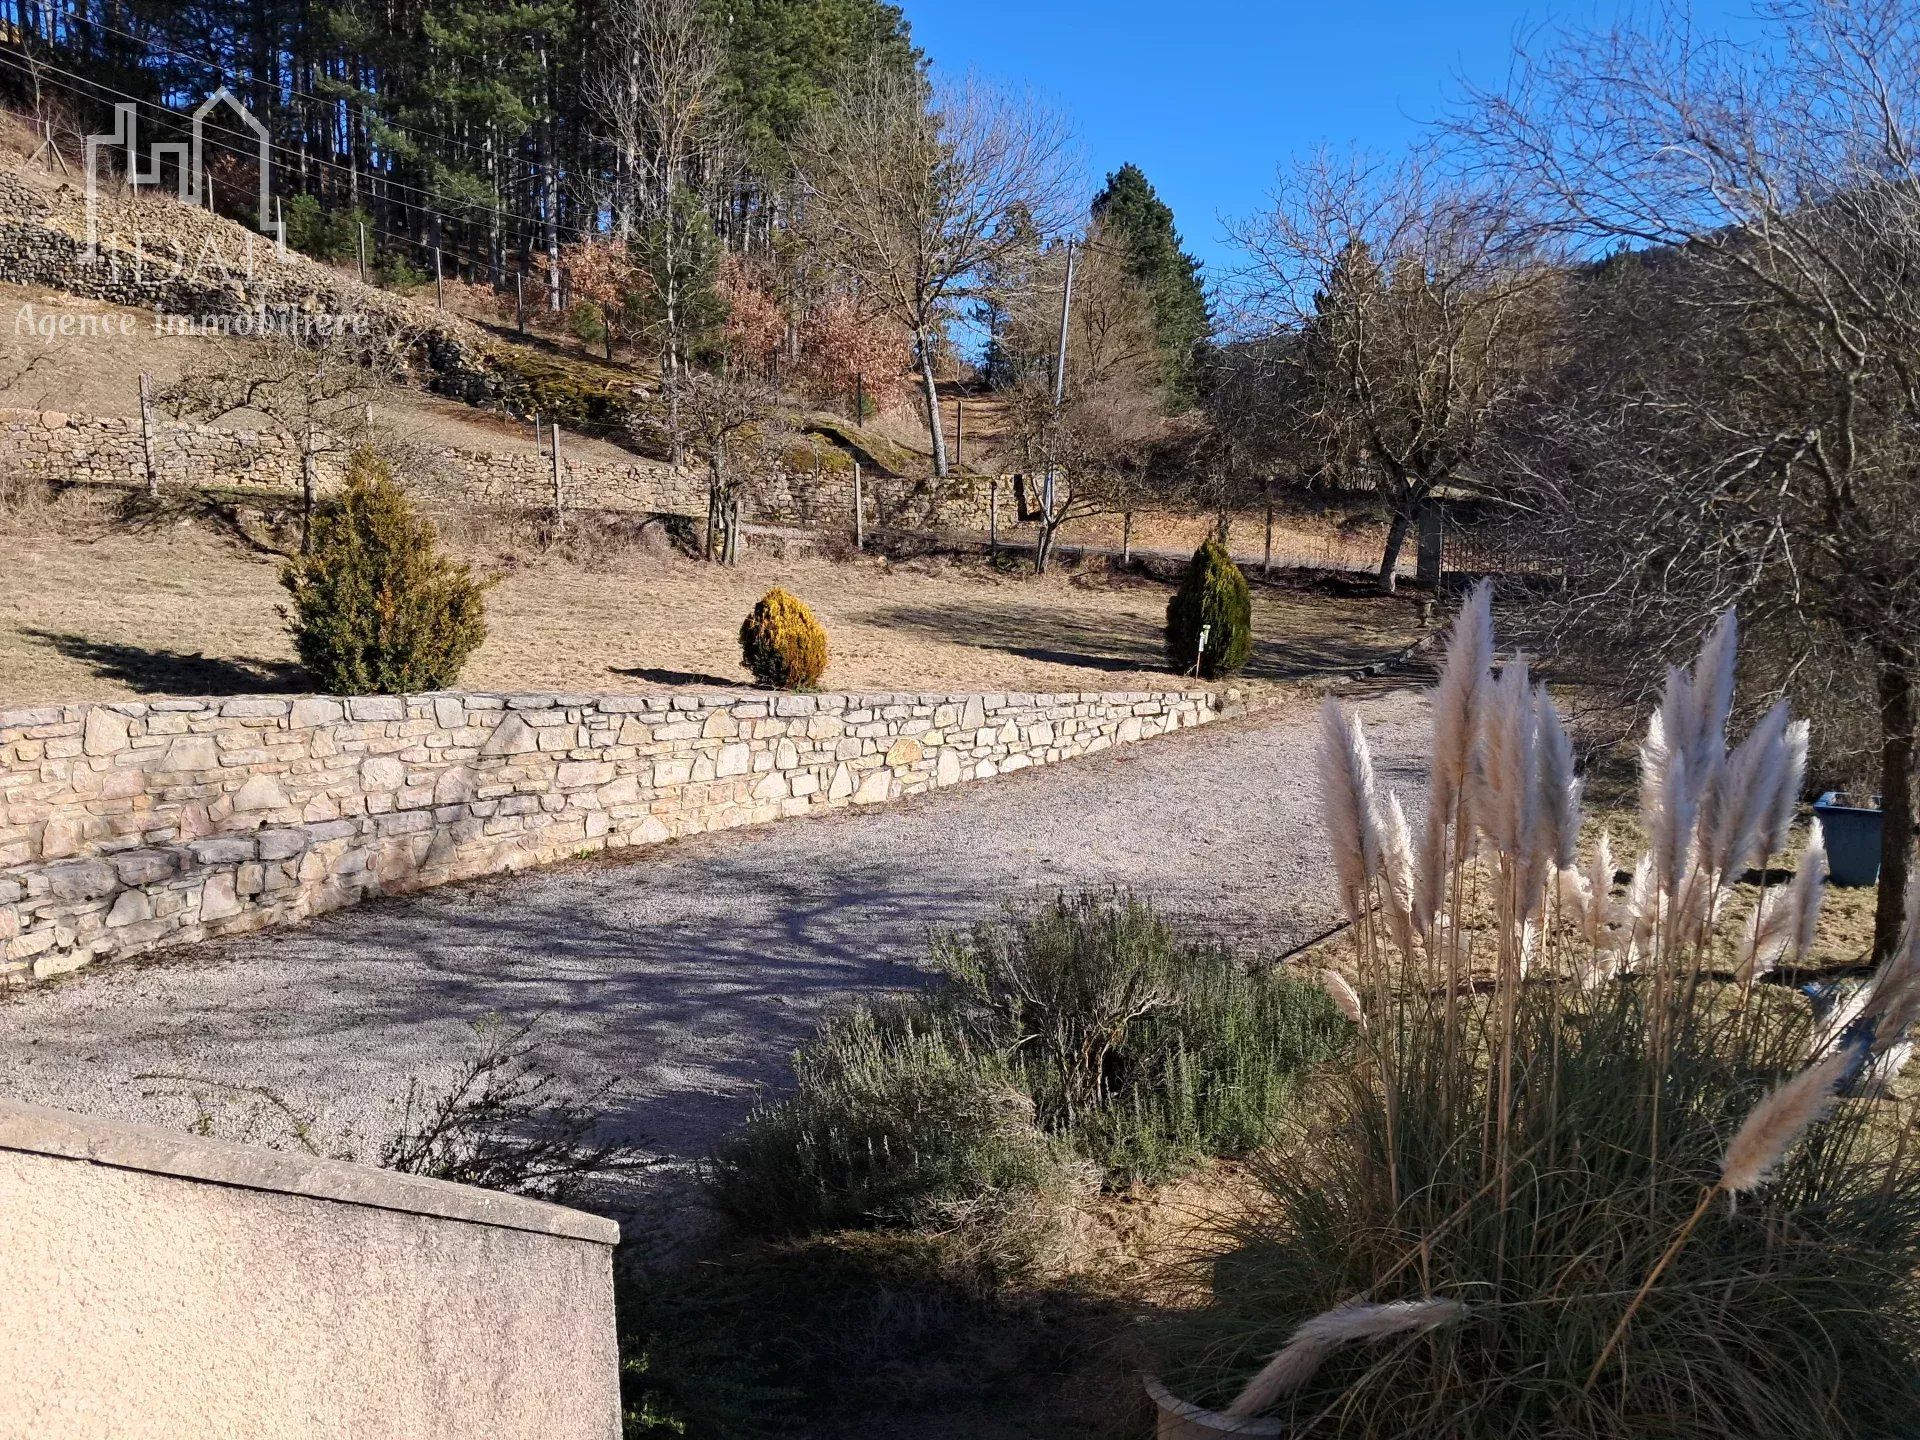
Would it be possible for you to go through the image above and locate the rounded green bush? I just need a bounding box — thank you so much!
[740,587,829,690]
[1165,539,1253,678]
[280,451,489,695]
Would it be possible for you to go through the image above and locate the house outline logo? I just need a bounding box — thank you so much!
[84,86,287,259]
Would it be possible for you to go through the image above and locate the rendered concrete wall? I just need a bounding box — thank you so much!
[0,687,1231,981]
[0,1099,619,1440]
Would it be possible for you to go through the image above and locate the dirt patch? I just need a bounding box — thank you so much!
[0,493,1424,707]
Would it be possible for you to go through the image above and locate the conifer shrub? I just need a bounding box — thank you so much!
[1166,539,1253,678]
[280,451,489,695]
[740,587,829,689]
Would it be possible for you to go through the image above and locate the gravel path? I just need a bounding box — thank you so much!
[0,687,1427,1210]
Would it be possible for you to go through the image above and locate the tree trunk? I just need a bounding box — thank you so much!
[916,331,948,477]
[299,434,317,553]
[1121,510,1133,567]
[1378,509,1412,594]
[1034,521,1056,576]
[1874,647,1916,961]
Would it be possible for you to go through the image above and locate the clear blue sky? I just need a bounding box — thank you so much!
[906,0,1758,284]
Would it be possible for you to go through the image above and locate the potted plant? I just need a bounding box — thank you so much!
[1811,790,1881,886]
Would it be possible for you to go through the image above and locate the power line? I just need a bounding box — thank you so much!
[32,9,554,187]
[0,48,595,244]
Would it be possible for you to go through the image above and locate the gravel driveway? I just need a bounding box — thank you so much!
[0,686,1427,1217]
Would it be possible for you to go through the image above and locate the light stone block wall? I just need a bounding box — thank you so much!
[0,1098,619,1440]
[0,406,1007,533]
[0,687,1230,982]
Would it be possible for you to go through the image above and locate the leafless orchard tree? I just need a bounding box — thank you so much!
[1227,151,1561,591]
[795,66,1076,477]
[675,359,785,565]
[1462,0,1920,958]
[1001,227,1177,571]
[165,323,410,549]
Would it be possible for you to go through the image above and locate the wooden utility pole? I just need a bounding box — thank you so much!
[137,373,159,498]
[853,462,865,551]
[514,270,526,334]
[356,221,367,283]
[550,423,564,526]
[1042,240,1077,533]
[1263,500,1275,576]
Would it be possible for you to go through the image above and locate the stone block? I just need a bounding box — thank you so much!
[433,767,476,805]
[347,696,407,722]
[231,773,289,812]
[157,736,220,772]
[291,697,344,728]
[853,770,891,805]
[884,737,923,767]
[190,836,256,865]
[82,708,131,756]
[45,860,117,901]
[360,756,406,791]
[105,890,152,928]
[199,873,242,920]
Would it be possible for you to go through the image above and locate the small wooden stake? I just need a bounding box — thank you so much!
[138,372,158,498]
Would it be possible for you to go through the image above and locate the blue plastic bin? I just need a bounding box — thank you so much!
[1812,791,1882,887]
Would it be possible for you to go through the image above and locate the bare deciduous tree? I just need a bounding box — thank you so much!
[589,0,723,240]
[1228,153,1559,591]
[1463,0,1920,957]
[1002,228,1177,571]
[165,323,410,549]
[675,359,785,565]
[796,66,1075,477]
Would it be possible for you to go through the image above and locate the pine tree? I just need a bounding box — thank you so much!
[1090,163,1212,402]
[1091,163,1210,397]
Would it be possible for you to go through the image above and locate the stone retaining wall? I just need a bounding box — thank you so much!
[0,687,1230,982]
[0,407,1009,533]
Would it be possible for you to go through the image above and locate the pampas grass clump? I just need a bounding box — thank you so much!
[1153,584,1920,1440]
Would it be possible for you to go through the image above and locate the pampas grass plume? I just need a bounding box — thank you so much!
[1417,581,1493,930]
[1226,1299,1466,1418]
[1318,698,1382,919]
[1719,1049,1849,1194]
[1319,968,1366,1028]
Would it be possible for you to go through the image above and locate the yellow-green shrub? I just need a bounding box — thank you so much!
[740,588,829,690]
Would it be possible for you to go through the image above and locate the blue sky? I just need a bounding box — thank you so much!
[908,0,1758,284]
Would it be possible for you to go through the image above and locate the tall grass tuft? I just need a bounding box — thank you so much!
[1153,587,1920,1439]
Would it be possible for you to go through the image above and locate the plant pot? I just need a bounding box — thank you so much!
[1812,791,1882,887]
[1144,1376,1288,1439]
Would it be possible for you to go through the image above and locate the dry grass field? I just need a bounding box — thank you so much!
[0,492,1424,708]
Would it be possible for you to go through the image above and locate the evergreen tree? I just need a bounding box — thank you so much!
[1090,163,1211,401]
[707,0,921,183]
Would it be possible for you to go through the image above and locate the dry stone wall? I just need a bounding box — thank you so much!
[0,407,1014,534]
[0,687,1231,983]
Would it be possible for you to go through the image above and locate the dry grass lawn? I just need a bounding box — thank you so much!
[0,493,1424,708]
